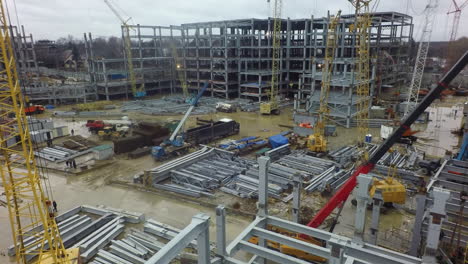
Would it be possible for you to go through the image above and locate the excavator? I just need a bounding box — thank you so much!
[249,51,468,261]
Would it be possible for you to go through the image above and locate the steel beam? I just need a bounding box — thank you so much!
[216,205,227,256]
[237,240,310,264]
[145,213,210,264]
[257,156,270,217]
[292,173,302,223]
[250,227,330,258]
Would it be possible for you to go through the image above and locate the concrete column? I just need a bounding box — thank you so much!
[215,205,227,257]
[257,156,270,264]
[423,187,450,261]
[369,190,383,245]
[409,193,427,256]
[257,156,270,217]
[292,173,302,223]
[353,174,373,244]
[197,221,210,264]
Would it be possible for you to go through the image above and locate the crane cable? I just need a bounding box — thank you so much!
[4,0,55,202]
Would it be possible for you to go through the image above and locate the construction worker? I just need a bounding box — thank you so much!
[52,201,58,213]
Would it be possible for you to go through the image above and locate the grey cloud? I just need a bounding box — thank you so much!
[9,0,467,41]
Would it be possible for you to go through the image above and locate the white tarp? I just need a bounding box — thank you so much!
[380,125,393,140]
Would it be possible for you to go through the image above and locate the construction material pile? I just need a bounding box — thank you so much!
[34,146,91,162]
[121,95,257,115]
[329,143,422,184]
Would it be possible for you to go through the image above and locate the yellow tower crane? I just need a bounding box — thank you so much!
[103,0,146,98]
[308,11,342,153]
[260,0,281,115]
[0,1,79,263]
[350,0,372,160]
[170,41,189,98]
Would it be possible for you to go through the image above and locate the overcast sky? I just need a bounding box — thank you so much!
[7,0,467,41]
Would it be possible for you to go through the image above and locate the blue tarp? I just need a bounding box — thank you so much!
[268,134,288,149]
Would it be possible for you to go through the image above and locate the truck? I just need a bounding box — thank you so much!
[24,104,45,115]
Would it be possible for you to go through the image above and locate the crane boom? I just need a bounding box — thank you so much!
[305,51,468,229]
[169,82,209,142]
[307,11,341,153]
[0,1,79,263]
[404,0,438,115]
[103,0,145,98]
[350,0,372,150]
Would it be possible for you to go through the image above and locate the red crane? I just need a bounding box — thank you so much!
[447,0,468,42]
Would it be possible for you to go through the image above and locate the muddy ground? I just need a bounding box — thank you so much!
[0,95,465,262]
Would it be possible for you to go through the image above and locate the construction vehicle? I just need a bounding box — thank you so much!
[307,11,341,153]
[260,0,281,115]
[0,1,80,262]
[86,120,106,132]
[98,125,128,140]
[103,0,146,98]
[25,104,45,115]
[152,82,209,160]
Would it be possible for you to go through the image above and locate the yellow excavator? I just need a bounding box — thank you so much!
[307,11,341,152]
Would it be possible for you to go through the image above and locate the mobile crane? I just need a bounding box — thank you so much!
[307,11,341,153]
[152,82,209,160]
[0,1,79,263]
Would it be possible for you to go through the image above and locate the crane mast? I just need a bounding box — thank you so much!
[308,11,341,152]
[103,0,146,98]
[404,0,438,116]
[260,0,282,115]
[350,0,372,152]
[0,1,78,263]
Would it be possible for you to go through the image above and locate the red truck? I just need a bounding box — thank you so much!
[85,120,106,132]
[24,105,45,115]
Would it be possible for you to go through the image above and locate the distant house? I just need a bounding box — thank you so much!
[62,50,77,69]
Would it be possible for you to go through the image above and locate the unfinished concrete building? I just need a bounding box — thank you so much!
[10,25,96,104]
[83,11,412,105]
[293,12,413,128]
[84,28,174,100]
[174,11,412,104]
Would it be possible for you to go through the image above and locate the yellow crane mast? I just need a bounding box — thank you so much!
[103,0,146,98]
[170,42,189,98]
[0,1,79,263]
[350,0,372,160]
[308,11,342,152]
[260,0,281,115]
